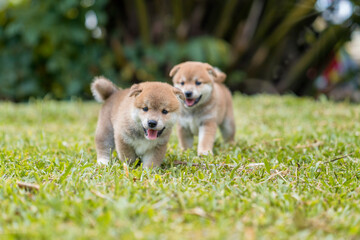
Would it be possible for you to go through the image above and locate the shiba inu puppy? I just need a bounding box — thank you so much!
[169,61,235,155]
[91,77,185,168]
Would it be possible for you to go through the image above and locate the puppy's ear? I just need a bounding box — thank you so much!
[169,63,183,77]
[173,87,185,102]
[129,84,142,97]
[203,63,218,78]
[214,68,227,83]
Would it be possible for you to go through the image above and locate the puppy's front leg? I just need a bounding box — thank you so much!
[115,137,137,164]
[177,125,194,150]
[142,144,167,168]
[198,121,217,156]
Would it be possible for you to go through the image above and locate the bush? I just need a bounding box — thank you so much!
[0,0,111,100]
[0,0,359,101]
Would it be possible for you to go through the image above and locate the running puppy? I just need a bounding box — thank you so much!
[91,77,185,168]
[170,61,235,155]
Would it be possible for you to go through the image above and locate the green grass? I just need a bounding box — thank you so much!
[1,94,360,239]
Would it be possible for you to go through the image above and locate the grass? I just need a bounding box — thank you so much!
[0,94,360,239]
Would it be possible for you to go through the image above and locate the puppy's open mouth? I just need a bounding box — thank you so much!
[143,127,165,140]
[185,95,202,107]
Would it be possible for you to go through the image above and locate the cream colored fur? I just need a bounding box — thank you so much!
[91,77,184,168]
[170,61,235,155]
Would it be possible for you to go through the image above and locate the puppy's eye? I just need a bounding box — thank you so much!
[180,82,185,86]
[143,107,148,112]
[195,80,202,86]
[162,109,168,114]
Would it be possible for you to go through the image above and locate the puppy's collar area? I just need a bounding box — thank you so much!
[184,95,202,107]
[143,127,166,140]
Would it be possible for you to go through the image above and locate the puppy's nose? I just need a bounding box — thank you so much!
[148,120,157,128]
[185,91,192,98]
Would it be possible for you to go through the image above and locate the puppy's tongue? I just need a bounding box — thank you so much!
[185,98,196,106]
[147,129,158,140]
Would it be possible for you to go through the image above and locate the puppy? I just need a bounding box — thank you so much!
[170,61,235,155]
[91,77,185,168]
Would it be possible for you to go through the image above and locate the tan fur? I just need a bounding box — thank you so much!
[170,61,235,156]
[91,77,184,168]
[91,76,118,102]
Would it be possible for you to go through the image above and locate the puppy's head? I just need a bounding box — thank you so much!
[170,61,225,108]
[129,82,185,140]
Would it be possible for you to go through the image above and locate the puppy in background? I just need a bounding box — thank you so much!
[91,77,184,168]
[170,61,235,156]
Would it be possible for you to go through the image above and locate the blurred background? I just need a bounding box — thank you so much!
[0,0,360,102]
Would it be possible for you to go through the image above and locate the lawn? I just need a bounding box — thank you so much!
[0,94,359,239]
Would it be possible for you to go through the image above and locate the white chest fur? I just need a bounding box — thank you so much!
[130,138,160,156]
[121,130,167,157]
[179,114,200,135]
[179,104,217,136]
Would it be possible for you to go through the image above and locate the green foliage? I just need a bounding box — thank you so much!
[0,0,112,100]
[0,0,359,100]
[1,96,360,238]
[121,37,231,83]
[0,0,232,101]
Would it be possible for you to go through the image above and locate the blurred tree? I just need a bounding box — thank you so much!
[0,0,112,100]
[0,0,359,101]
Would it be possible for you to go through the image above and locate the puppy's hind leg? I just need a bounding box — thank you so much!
[177,125,194,150]
[95,123,115,165]
[220,109,236,143]
[95,128,115,165]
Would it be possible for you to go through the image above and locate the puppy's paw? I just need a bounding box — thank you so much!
[142,164,161,169]
[97,158,110,165]
[142,161,162,169]
[197,149,213,156]
[226,139,236,146]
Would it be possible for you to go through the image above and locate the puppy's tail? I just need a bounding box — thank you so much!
[91,76,119,102]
